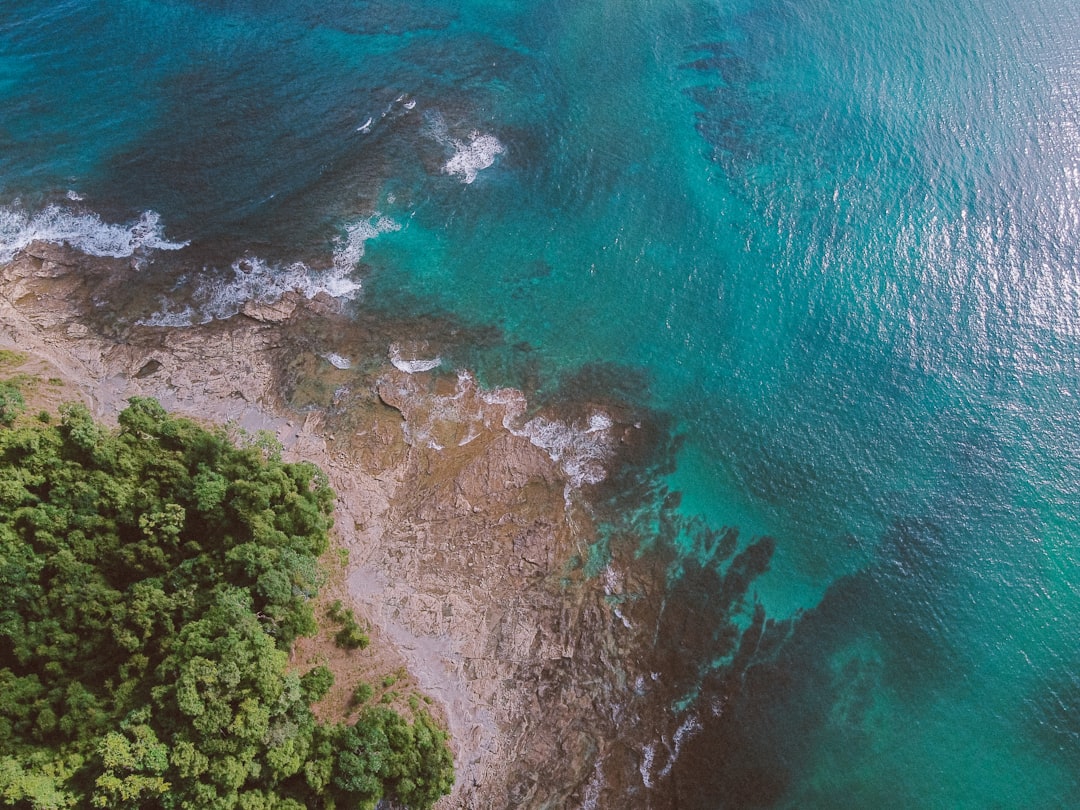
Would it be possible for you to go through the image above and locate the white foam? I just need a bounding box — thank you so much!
[587,412,615,433]
[480,386,527,412]
[480,382,615,487]
[390,355,441,374]
[379,93,417,124]
[444,131,504,184]
[580,760,605,810]
[383,364,613,486]
[193,256,360,325]
[657,715,702,780]
[516,409,613,487]
[388,341,441,373]
[139,213,398,327]
[602,565,623,596]
[423,110,504,184]
[326,353,352,370]
[0,204,188,264]
[333,215,400,279]
[637,714,703,790]
[640,743,657,789]
[389,370,492,451]
[138,304,199,328]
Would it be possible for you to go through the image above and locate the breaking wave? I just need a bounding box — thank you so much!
[444,131,504,184]
[517,411,614,486]
[332,215,400,275]
[0,204,188,264]
[422,111,504,184]
[139,214,399,326]
[389,342,442,373]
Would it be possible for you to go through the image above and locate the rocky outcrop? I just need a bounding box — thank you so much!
[241,290,301,323]
[0,242,663,808]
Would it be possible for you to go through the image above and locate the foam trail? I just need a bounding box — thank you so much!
[383,368,617,485]
[581,760,606,810]
[0,204,188,264]
[640,744,657,789]
[636,714,704,791]
[657,715,702,779]
[476,380,615,487]
[333,215,400,278]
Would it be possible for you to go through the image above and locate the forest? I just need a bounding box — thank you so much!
[0,393,453,809]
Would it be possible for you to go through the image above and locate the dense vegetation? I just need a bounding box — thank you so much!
[0,397,453,809]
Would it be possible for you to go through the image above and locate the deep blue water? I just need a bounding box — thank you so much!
[3,0,1080,805]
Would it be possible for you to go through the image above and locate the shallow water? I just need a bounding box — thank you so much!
[3,0,1080,805]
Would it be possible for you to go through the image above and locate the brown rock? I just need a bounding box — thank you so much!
[241,290,301,322]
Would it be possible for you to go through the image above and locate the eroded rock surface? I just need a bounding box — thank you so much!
[0,243,661,808]
[2,241,782,810]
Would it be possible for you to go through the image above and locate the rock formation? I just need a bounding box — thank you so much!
[0,243,662,808]
[1,240,779,810]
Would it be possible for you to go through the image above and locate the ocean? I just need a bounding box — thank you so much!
[3,0,1079,805]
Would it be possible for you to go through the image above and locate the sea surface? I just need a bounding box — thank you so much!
[3,0,1080,806]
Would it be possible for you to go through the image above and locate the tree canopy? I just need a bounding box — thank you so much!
[0,398,453,809]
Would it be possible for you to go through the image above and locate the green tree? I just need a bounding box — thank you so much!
[0,397,453,808]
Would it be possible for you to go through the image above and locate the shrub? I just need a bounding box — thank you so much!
[350,682,374,706]
[335,622,370,651]
[0,382,25,426]
[328,600,370,650]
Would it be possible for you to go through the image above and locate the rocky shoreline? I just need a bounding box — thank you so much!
[0,241,775,809]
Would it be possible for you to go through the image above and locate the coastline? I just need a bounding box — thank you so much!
[0,241,649,807]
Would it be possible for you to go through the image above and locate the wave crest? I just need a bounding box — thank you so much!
[389,342,442,373]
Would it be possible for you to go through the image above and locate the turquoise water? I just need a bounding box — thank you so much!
[3,0,1080,805]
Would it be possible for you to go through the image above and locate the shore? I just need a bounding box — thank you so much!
[0,240,776,809]
[0,241,666,808]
